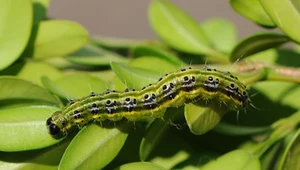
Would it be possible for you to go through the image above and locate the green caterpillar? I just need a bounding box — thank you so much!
[46,67,249,138]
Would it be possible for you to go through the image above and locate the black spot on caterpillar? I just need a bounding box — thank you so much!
[46,67,249,138]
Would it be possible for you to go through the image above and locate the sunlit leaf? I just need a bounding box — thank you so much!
[31,20,88,59]
[260,0,300,43]
[0,0,32,70]
[0,105,62,151]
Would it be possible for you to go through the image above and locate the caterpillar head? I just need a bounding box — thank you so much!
[46,111,67,139]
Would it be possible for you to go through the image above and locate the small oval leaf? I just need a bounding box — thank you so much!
[0,0,32,70]
[260,0,300,44]
[0,138,70,170]
[115,162,166,170]
[31,20,88,59]
[32,0,49,25]
[201,150,261,170]
[230,33,290,62]
[59,123,129,170]
[54,74,107,99]
[131,45,184,66]
[230,0,275,27]
[277,128,300,170]
[17,61,62,86]
[139,108,183,161]
[65,44,128,66]
[90,36,144,50]
[110,62,161,89]
[0,76,59,106]
[149,0,213,54]
[184,104,227,135]
[129,56,179,73]
[202,18,237,53]
[0,105,61,151]
[214,122,270,136]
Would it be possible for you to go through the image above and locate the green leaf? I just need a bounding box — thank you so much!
[90,36,145,50]
[214,122,270,136]
[139,108,183,161]
[202,18,237,53]
[0,105,62,151]
[260,143,281,170]
[277,128,300,170]
[65,43,128,66]
[184,104,226,135]
[230,33,290,62]
[0,0,32,70]
[32,0,49,25]
[260,0,300,44]
[31,20,88,59]
[172,152,220,170]
[230,0,275,27]
[59,123,129,170]
[115,162,166,170]
[148,0,213,55]
[41,76,74,101]
[16,62,62,86]
[139,118,170,161]
[110,62,161,89]
[0,76,59,107]
[23,0,50,60]
[129,56,180,73]
[147,132,194,170]
[54,74,107,99]
[201,150,261,170]
[0,138,70,170]
[131,45,184,66]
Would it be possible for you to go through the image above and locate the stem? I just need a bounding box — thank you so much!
[194,61,300,86]
[235,61,300,84]
[266,67,300,83]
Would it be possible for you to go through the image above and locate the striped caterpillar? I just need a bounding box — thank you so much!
[46,67,249,138]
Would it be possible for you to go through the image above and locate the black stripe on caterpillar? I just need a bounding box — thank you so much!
[46,67,249,138]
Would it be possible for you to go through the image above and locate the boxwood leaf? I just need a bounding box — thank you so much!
[0,138,70,170]
[277,128,300,170]
[184,104,226,135]
[230,33,290,62]
[129,56,180,73]
[42,73,107,103]
[65,44,128,66]
[202,18,237,53]
[90,36,145,50]
[0,105,62,151]
[0,0,32,70]
[214,122,270,136]
[0,76,59,106]
[260,0,300,44]
[139,107,184,161]
[31,20,88,59]
[201,149,261,170]
[230,0,275,27]
[115,162,166,170]
[59,123,129,170]
[110,62,161,89]
[148,0,213,55]
[16,62,62,86]
[131,45,183,66]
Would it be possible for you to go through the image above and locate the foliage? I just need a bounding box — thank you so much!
[0,0,300,169]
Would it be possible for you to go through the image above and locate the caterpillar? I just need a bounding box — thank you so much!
[46,67,249,139]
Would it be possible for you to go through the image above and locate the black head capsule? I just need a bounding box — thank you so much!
[46,117,63,138]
